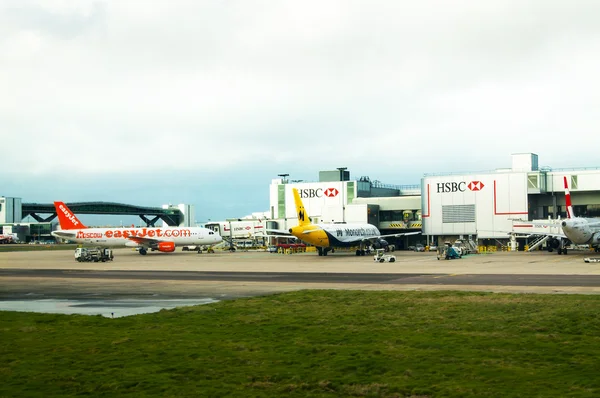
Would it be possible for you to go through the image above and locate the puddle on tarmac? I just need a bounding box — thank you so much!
[0,297,219,318]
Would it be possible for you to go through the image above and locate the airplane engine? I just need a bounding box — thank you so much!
[372,239,389,250]
[591,234,600,246]
[158,242,176,252]
[548,238,561,249]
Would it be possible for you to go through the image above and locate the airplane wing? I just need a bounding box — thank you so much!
[126,236,162,248]
[358,231,421,245]
[51,231,77,239]
[378,231,421,239]
[303,229,323,235]
[265,228,291,235]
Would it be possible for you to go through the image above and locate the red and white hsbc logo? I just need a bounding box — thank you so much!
[467,181,484,191]
[298,187,339,198]
[324,188,339,197]
[437,181,485,193]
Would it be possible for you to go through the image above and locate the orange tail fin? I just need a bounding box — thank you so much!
[54,202,87,229]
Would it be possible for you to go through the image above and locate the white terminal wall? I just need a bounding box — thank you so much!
[322,204,369,224]
[0,197,22,224]
[422,172,528,239]
[269,180,355,228]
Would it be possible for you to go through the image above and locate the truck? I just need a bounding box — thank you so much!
[74,247,114,262]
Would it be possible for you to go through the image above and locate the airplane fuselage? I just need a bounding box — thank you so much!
[289,223,381,248]
[561,218,600,247]
[52,227,221,248]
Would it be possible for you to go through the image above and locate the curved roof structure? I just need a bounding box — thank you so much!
[22,202,184,227]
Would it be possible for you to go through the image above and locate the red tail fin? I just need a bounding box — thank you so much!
[563,177,574,219]
[54,202,87,229]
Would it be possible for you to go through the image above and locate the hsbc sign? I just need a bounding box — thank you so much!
[298,187,339,198]
[437,181,485,193]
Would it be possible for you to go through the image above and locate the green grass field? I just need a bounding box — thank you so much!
[2,290,600,397]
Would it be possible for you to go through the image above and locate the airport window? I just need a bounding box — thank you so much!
[571,175,578,189]
[587,205,600,218]
[542,206,551,219]
[380,211,403,222]
[573,205,587,217]
[527,175,538,189]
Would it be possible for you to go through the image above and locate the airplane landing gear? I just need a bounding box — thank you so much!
[139,248,147,255]
[317,247,331,256]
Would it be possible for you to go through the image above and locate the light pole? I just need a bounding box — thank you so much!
[337,167,347,222]
[277,173,289,183]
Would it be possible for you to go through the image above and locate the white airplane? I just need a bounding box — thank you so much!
[51,201,222,255]
[288,188,420,256]
[560,177,600,253]
[514,177,600,255]
[0,233,18,244]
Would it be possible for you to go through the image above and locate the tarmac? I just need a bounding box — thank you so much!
[2,247,600,297]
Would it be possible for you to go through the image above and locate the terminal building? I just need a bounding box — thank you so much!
[265,170,423,250]
[261,153,600,250]
[3,153,600,249]
[421,153,600,248]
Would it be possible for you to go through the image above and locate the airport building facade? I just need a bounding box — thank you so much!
[421,153,600,246]
[264,171,423,249]
[262,153,600,249]
[4,153,600,249]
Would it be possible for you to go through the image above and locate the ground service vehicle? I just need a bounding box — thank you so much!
[453,239,471,256]
[74,247,114,262]
[373,248,396,262]
[437,243,461,260]
[0,234,16,244]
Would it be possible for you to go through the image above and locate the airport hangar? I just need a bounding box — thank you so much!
[2,152,600,249]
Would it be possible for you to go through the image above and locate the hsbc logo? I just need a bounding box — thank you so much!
[437,181,485,193]
[467,181,484,191]
[298,187,339,198]
[324,188,339,197]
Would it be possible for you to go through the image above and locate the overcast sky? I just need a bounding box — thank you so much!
[1,0,599,223]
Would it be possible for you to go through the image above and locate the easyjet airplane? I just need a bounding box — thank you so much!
[289,188,420,256]
[51,202,222,255]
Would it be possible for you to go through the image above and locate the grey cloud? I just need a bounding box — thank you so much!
[6,1,107,40]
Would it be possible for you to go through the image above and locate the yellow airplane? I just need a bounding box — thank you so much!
[289,188,420,256]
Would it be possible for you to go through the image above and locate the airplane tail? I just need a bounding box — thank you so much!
[292,188,312,226]
[54,201,87,229]
[563,176,574,219]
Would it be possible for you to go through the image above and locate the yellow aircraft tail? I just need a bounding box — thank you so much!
[292,188,312,227]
